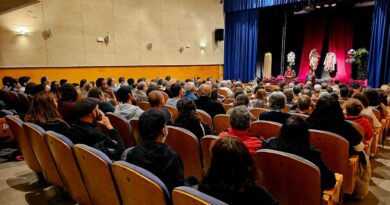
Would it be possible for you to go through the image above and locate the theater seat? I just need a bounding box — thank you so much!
[346,120,371,155]
[218,89,229,99]
[213,114,231,135]
[165,105,179,121]
[254,149,342,205]
[165,126,203,180]
[223,99,234,104]
[223,104,233,112]
[249,108,268,119]
[309,129,358,195]
[290,112,309,121]
[138,102,151,111]
[250,120,282,140]
[5,116,41,173]
[112,161,170,205]
[106,112,135,148]
[129,118,141,145]
[23,123,63,187]
[196,109,213,130]
[73,144,121,205]
[46,131,92,205]
[200,135,220,172]
[172,186,227,205]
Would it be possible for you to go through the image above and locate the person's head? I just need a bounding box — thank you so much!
[287,66,292,71]
[314,84,321,93]
[380,84,390,95]
[302,88,312,97]
[220,81,227,87]
[60,83,78,102]
[25,91,61,124]
[88,88,104,100]
[233,90,244,99]
[136,82,147,92]
[72,97,101,122]
[148,90,164,108]
[107,77,115,87]
[138,109,167,143]
[2,76,13,87]
[264,83,272,90]
[41,76,50,85]
[234,94,250,107]
[269,91,286,110]
[170,83,183,98]
[127,78,135,87]
[18,76,30,87]
[82,82,93,92]
[184,82,196,94]
[118,77,125,84]
[230,106,251,131]
[279,116,310,147]
[206,137,258,194]
[308,95,344,130]
[345,98,363,116]
[340,87,349,98]
[364,88,381,106]
[146,83,159,96]
[80,79,87,88]
[32,84,47,96]
[293,85,301,96]
[165,76,172,82]
[283,88,294,103]
[255,89,267,100]
[25,82,36,95]
[116,86,134,104]
[308,69,313,75]
[96,78,108,90]
[297,95,311,111]
[199,84,212,97]
[59,79,68,87]
[353,93,369,108]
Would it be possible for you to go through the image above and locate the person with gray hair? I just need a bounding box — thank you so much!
[219,80,233,96]
[135,81,148,102]
[259,91,291,124]
[183,82,198,100]
[219,106,262,154]
[195,84,225,118]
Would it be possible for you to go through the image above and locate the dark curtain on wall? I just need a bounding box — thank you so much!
[368,0,390,88]
[224,0,305,12]
[224,9,259,82]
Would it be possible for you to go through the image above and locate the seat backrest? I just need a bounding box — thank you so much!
[218,89,229,99]
[5,116,41,172]
[138,102,151,111]
[309,129,349,177]
[129,118,141,145]
[23,123,63,186]
[223,99,234,105]
[46,131,92,205]
[250,120,282,140]
[172,186,227,205]
[346,120,365,137]
[73,144,121,205]
[290,112,309,121]
[254,149,321,205]
[372,108,382,121]
[106,112,135,148]
[9,91,20,110]
[165,105,179,121]
[161,91,169,103]
[283,104,292,113]
[213,114,231,135]
[0,90,12,105]
[200,135,219,172]
[223,104,233,112]
[112,161,170,205]
[196,109,213,130]
[249,108,268,119]
[18,92,30,113]
[165,126,203,180]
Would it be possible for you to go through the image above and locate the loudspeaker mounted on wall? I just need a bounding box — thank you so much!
[215,29,224,42]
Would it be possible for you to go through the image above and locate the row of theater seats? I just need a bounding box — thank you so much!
[5,115,227,205]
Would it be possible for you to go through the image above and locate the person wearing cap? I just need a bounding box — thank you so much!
[195,84,225,118]
[124,109,185,192]
[66,97,124,160]
[114,86,144,120]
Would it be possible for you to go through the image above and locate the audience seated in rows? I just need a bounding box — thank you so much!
[289,95,311,115]
[58,83,79,125]
[195,84,225,118]
[87,88,115,114]
[66,97,124,160]
[353,94,381,128]
[135,82,148,102]
[183,82,198,100]
[264,116,336,191]
[344,99,373,143]
[226,94,257,121]
[219,106,262,154]
[174,99,211,140]
[124,109,185,192]
[260,91,291,124]
[114,86,143,120]
[199,137,277,205]
[166,83,183,107]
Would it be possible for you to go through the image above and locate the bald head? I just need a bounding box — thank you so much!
[148,90,164,107]
[199,84,211,97]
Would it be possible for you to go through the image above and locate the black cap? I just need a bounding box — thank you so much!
[73,97,100,118]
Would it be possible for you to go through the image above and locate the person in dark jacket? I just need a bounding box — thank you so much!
[125,109,185,192]
[259,91,291,124]
[195,84,225,119]
[66,97,124,160]
[263,116,336,191]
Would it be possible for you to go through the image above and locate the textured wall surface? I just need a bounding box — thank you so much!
[0,0,224,67]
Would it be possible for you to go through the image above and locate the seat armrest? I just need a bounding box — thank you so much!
[323,173,343,205]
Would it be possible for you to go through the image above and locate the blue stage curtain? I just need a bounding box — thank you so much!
[224,9,259,82]
[368,0,390,88]
[224,0,305,12]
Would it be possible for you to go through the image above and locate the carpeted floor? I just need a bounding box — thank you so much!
[0,140,389,205]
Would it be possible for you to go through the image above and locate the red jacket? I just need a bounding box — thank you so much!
[219,128,262,154]
[345,115,373,141]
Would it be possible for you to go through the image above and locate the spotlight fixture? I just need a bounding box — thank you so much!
[324,4,329,8]
[316,5,321,9]
[16,27,29,36]
[331,3,336,7]
[200,42,206,49]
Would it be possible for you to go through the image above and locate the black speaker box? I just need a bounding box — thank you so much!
[215,29,224,42]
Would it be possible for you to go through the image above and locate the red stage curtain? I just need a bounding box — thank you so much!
[297,16,327,81]
[328,14,353,83]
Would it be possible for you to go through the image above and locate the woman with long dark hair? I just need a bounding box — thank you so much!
[25,91,69,135]
[199,137,277,205]
[264,116,336,191]
[174,98,211,139]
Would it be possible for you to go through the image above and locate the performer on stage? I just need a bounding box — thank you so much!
[306,69,316,84]
[284,66,296,82]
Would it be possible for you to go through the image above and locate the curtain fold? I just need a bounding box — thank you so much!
[328,13,353,83]
[297,16,327,81]
[368,0,390,88]
[224,0,305,12]
[224,9,259,82]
